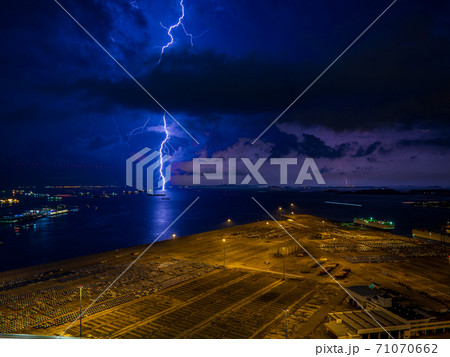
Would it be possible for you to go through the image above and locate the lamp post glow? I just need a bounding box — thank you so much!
[172,233,176,238]
[333,237,336,264]
[222,238,226,267]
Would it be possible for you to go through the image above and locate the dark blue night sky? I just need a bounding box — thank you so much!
[0,0,449,187]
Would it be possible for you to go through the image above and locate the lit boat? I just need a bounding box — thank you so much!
[353,217,395,230]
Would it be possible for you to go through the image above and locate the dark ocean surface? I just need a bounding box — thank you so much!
[0,188,449,272]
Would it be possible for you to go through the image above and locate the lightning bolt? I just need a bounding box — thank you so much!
[126,0,204,191]
[126,114,171,192]
[158,0,208,64]
[126,118,150,144]
[159,114,170,191]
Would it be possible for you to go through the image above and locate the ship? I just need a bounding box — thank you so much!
[353,217,395,230]
[0,210,45,224]
[412,227,450,245]
[0,205,76,224]
[42,205,69,216]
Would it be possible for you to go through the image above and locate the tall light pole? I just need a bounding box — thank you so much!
[227,218,231,240]
[79,285,83,339]
[222,238,226,267]
[284,308,289,339]
[282,246,286,280]
[278,206,284,219]
[333,238,336,264]
[26,310,29,334]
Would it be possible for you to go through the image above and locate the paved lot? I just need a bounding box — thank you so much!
[0,215,448,338]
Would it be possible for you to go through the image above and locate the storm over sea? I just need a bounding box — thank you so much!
[0,188,448,271]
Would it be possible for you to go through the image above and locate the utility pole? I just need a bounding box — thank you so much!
[333,238,336,265]
[284,308,289,339]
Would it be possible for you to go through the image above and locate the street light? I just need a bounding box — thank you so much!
[333,238,336,264]
[284,308,289,339]
[282,246,286,280]
[222,238,226,267]
[79,285,83,339]
[172,233,176,238]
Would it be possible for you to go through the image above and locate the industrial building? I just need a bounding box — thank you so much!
[325,310,450,339]
[325,286,450,339]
